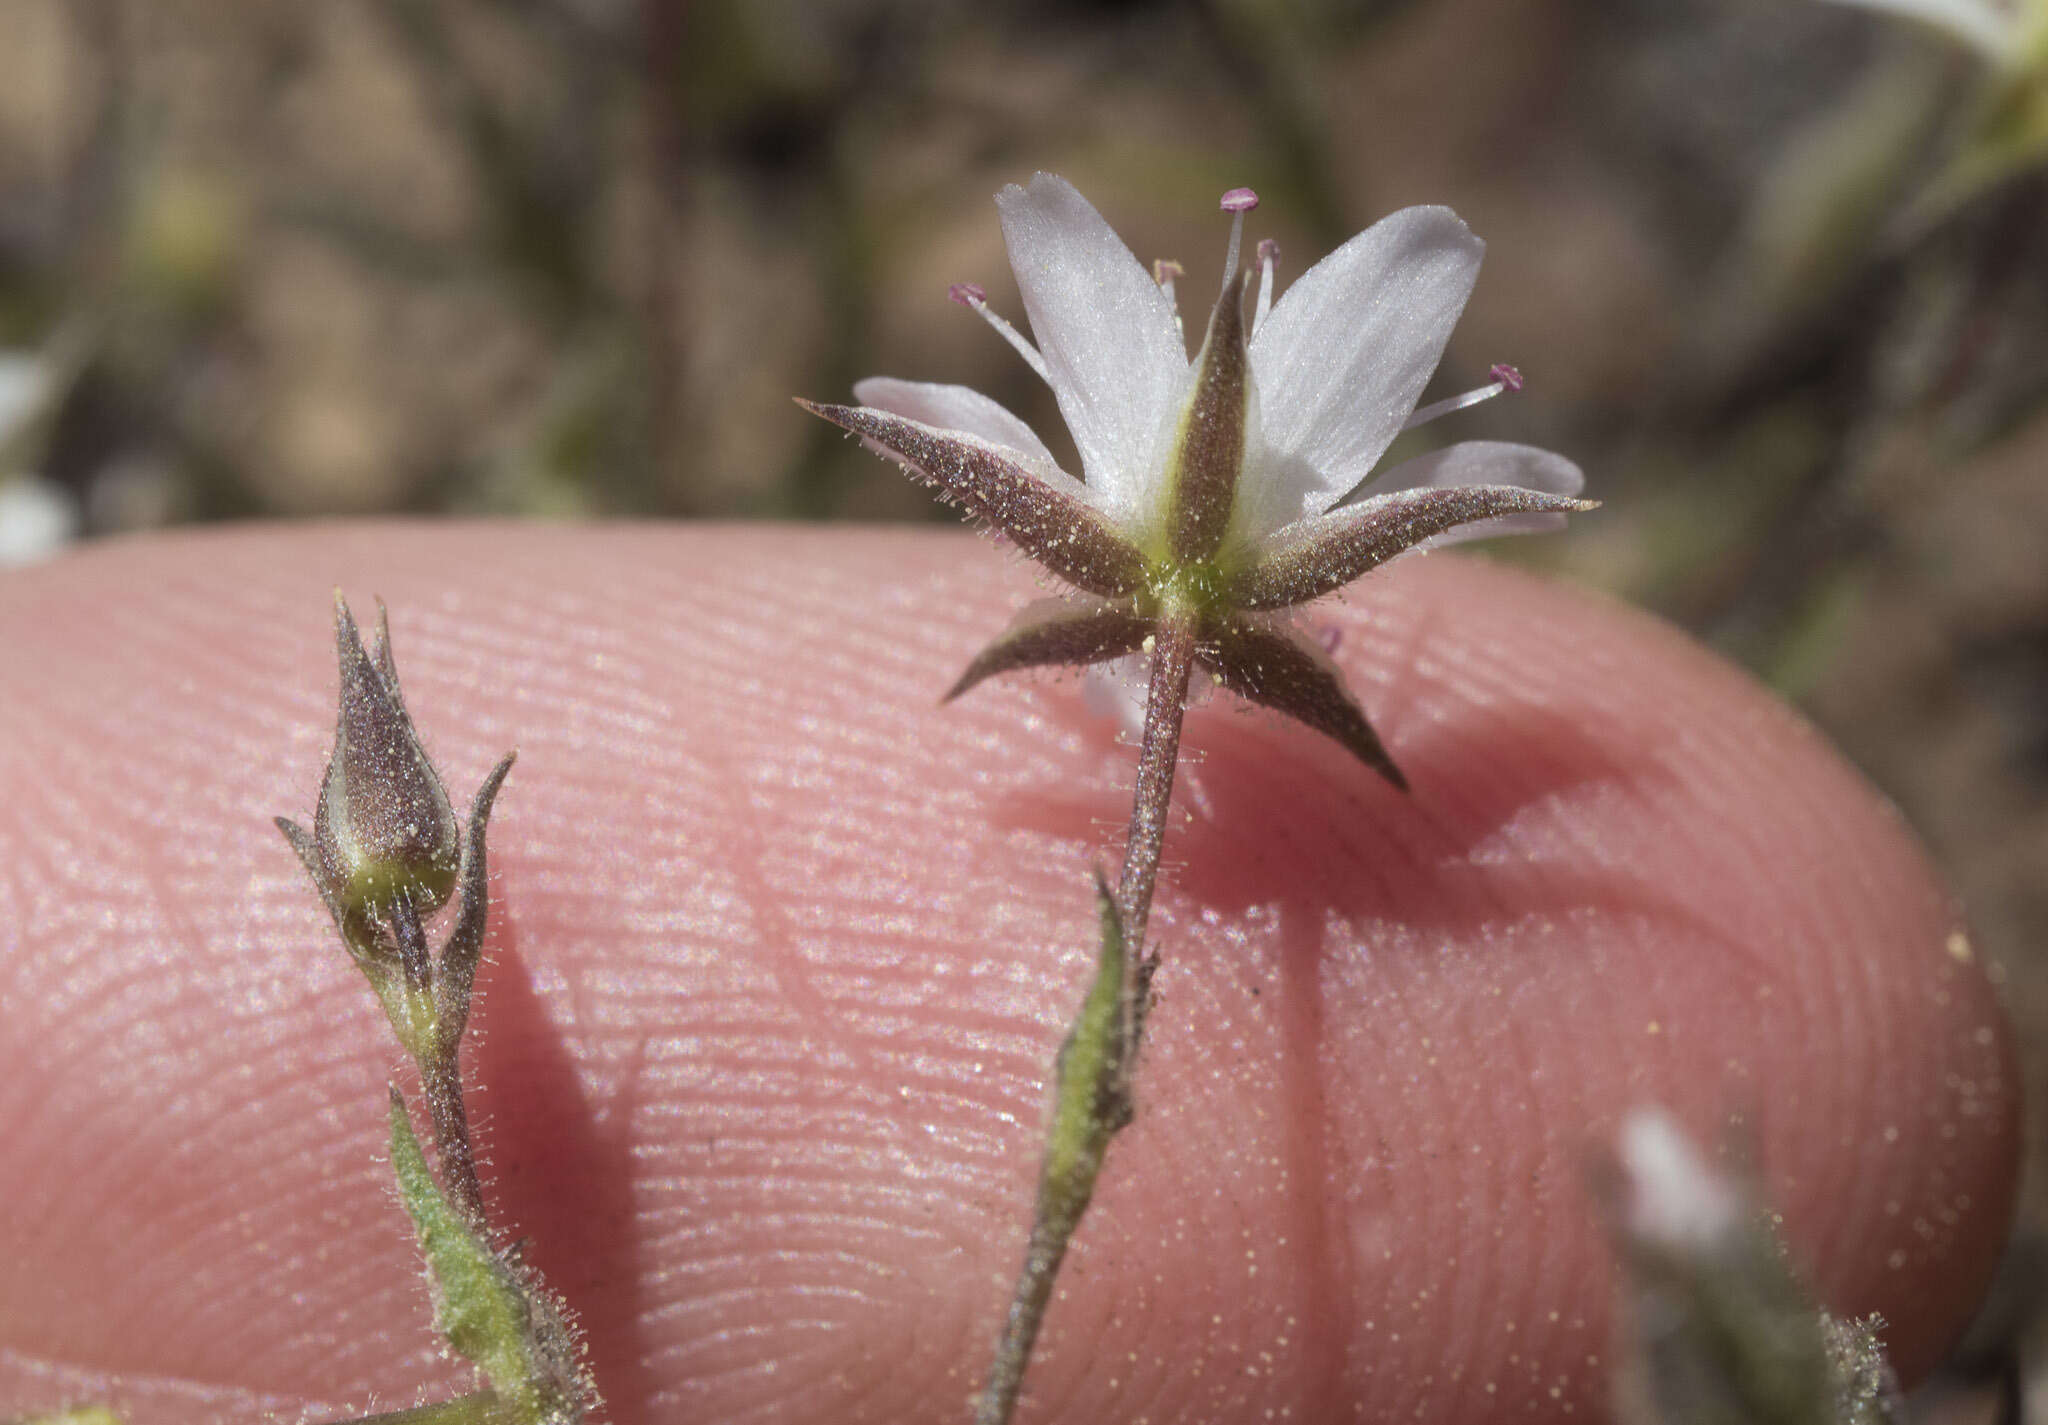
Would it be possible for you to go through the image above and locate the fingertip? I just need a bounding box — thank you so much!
[0,525,2018,1424]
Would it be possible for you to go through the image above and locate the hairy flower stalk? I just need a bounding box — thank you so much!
[803,174,1593,1423]
[1117,617,1197,959]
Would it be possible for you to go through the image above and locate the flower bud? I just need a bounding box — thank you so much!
[310,594,461,920]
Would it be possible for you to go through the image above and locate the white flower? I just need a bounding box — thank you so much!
[0,342,81,567]
[1597,1110,1886,1425]
[1613,1109,1745,1254]
[0,475,79,568]
[801,175,1591,786]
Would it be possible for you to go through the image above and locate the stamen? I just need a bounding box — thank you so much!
[1253,238,1279,335]
[1403,364,1525,430]
[949,280,1050,384]
[1219,187,1258,288]
[1154,258,1186,343]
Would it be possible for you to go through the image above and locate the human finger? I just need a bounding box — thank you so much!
[0,524,2015,1424]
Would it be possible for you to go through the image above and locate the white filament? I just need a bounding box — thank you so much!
[965,294,1052,385]
[1404,379,1508,431]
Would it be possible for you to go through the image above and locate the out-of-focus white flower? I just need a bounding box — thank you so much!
[1598,1109,1902,1425]
[0,344,81,567]
[1820,0,2048,225]
[1613,1109,1747,1254]
[1824,0,2047,70]
[0,475,79,567]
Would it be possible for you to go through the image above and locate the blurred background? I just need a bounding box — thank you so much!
[0,0,2043,1414]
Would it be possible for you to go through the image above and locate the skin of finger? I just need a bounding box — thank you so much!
[0,524,2015,1425]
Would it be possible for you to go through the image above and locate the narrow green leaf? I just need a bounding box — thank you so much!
[1041,875,1134,1199]
[325,1396,523,1425]
[387,1091,561,1422]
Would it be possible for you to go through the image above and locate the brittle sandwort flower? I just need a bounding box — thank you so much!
[801,175,1592,788]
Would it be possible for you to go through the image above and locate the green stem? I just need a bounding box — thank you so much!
[974,1191,1093,1425]
[975,883,1132,1425]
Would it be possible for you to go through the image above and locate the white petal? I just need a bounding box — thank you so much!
[1370,439,1584,497]
[1249,206,1483,521]
[853,376,1064,472]
[1365,439,1584,548]
[996,174,1188,520]
[1820,0,2018,65]
[1351,436,1589,548]
[848,376,1107,514]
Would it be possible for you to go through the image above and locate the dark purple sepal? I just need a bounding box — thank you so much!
[798,400,1146,599]
[1165,268,1250,563]
[1229,485,1596,611]
[946,597,1155,702]
[434,750,516,1045]
[366,599,405,710]
[1199,612,1408,790]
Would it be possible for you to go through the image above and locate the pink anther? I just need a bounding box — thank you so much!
[1256,238,1280,265]
[1220,187,1260,213]
[1489,363,1524,393]
[948,282,988,307]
